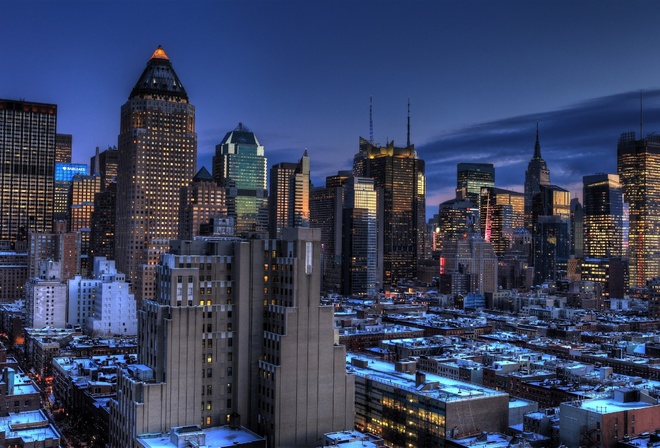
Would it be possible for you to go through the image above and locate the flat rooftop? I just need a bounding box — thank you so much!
[137,425,265,448]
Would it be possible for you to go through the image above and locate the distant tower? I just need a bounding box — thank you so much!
[68,173,101,276]
[178,167,226,240]
[456,162,495,210]
[268,151,311,239]
[213,123,268,237]
[90,146,118,191]
[115,46,197,296]
[583,174,624,258]
[532,184,570,283]
[479,187,524,256]
[524,124,551,229]
[617,131,660,287]
[0,99,57,244]
[55,134,72,164]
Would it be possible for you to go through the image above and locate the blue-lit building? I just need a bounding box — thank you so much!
[212,123,268,237]
[54,163,88,222]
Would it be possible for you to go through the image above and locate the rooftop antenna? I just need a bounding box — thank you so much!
[640,90,644,139]
[407,98,411,147]
[369,96,374,144]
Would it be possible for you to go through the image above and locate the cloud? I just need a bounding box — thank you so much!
[417,89,660,214]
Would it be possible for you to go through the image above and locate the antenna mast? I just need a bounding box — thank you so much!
[407,98,411,147]
[369,96,374,144]
[640,90,644,139]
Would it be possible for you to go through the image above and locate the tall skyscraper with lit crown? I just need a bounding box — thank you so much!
[115,46,197,296]
[617,131,660,287]
[353,137,425,287]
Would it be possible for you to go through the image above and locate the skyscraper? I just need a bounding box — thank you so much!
[583,173,624,258]
[213,123,268,237]
[0,100,57,244]
[115,46,197,293]
[90,145,118,191]
[532,184,570,283]
[524,124,551,229]
[617,132,660,287]
[353,137,425,287]
[68,173,101,276]
[456,162,494,208]
[55,133,72,164]
[178,167,226,240]
[341,177,379,296]
[479,187,524,256]
[268,151,311,239]
[53,162,88,222]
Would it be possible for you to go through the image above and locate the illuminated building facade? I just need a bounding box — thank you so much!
[341,177,380,296]
[213,123,268,237]
[268,151,310,239]
[68,173,101,276]
[178,167,226,240]
[115,46,197,295]
[350,357,509,447]
[617,132,660,287]
[27,221,80,283]
[479,187,524,256]
[439,231,498,295]
[89,182,116,261]
[524,125,551,229]
[583,173,624,258]
[90,145,118,191]
[456,162,494,210]
[0,100,57,244]
[353,137,425,287]
[55,133,72,163]
[432,198,478,254]
[53,162,88,222]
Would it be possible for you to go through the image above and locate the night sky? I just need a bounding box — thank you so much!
[4,0,660,218]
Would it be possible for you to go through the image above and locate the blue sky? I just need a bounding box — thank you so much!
[4,0,660,218]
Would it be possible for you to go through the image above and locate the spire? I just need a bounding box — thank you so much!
[407,98,411,147]
[150,45,169,60]
[640,89,644,139]
[130,46,188,100]
[369,96,374,144]
[533,122,542,159]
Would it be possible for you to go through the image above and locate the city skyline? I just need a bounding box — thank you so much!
[6,1,660,218]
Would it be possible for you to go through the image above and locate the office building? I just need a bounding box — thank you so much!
[350,357,509,447]
[583,174,624,258]
[89,182,116,261]
[479,187,524,256]
[53,162,88,222]
[432,198,478,254]
[268,151,310,239]
[213,123,268,237]
[55,133,72,163]
[115,46,197,295]
[178,167,226,240]
[109,229,354,447]
[341,177,380,296]
[353,137,425,287]
[439,231,498,296]
[0,100,57,244]
[310,171,350,293]
[90,145,118,191]
[27,221,80,283]
[524,124,551,229]
[617,132,660,287]
[571,197,584,258]
[456,162,494,209]
[532,184,570,284]
[68,173,101,276]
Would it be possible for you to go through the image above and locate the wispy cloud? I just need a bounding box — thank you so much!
[417,89,660,214]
